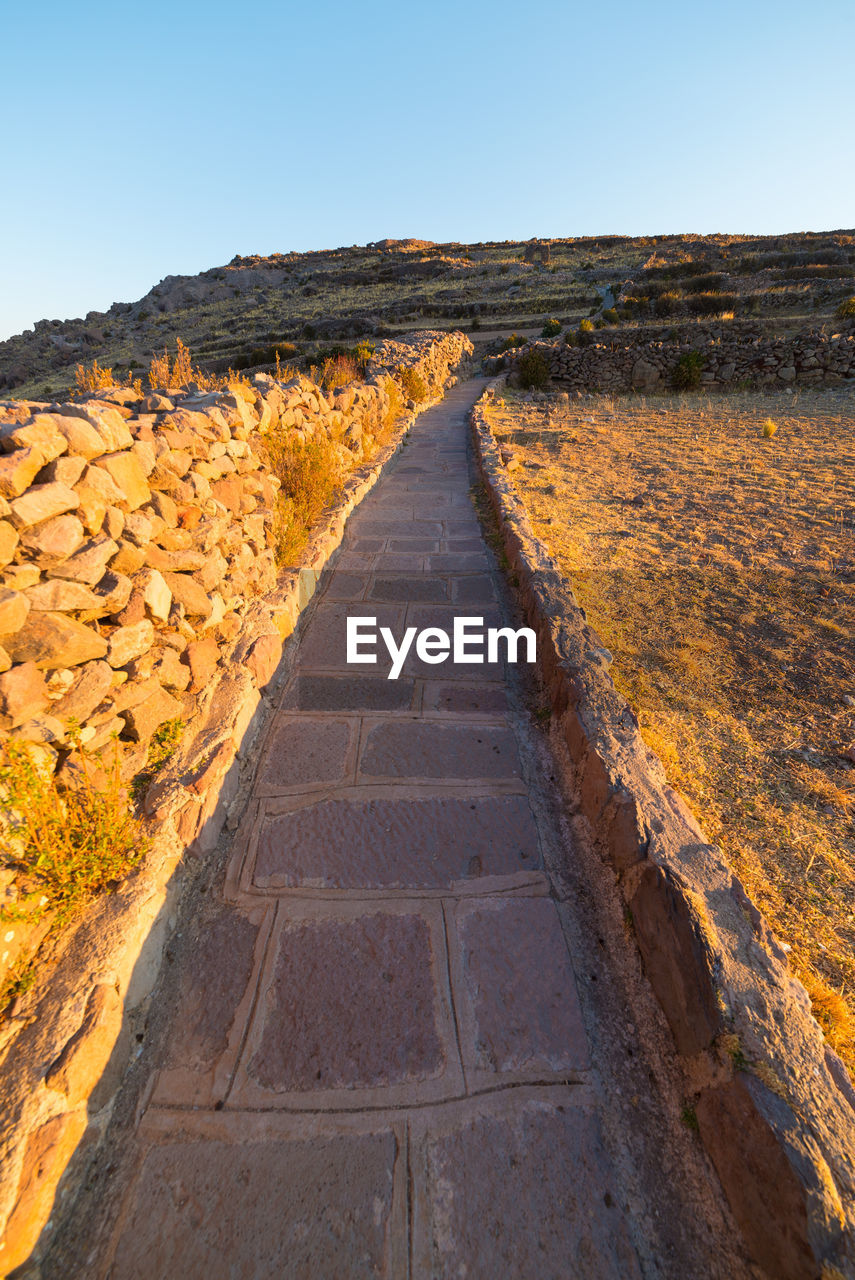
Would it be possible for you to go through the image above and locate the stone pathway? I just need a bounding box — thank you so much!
[56,381,653,1277]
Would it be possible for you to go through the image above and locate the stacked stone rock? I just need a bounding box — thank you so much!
[0,330,472,986]
[501,326,855,391]
[371,329,472,400]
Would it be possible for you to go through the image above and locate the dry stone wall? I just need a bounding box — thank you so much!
[472,376,855,1280]
[0,330,472,1272]
[498,324,855,392]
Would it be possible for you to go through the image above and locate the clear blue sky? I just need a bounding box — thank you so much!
[2,0,853,340]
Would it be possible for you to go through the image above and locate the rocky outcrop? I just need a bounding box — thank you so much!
[498,325,855,391]
[472,377,855,1280]
[0,329,472,1273]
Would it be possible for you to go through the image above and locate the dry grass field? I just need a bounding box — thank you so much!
[486,386,855,1069]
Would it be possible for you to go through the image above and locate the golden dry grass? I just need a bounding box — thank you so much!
[487,386,855,1068]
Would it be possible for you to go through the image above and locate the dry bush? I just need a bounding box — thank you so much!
[396,365,428,403]
[74,359,114,393]
[149,337,251,392]
[0,736,146,921]
[318,354,359,392]
[263,432,343,565]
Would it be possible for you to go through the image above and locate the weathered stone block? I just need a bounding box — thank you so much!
[51,535,119,585]
[91,452,151,510]
[24,579,100,613]
[162,571,212,619]
[107,620,155,668]
[696,1076,817,1280]
[0,449,47,500]
[3,612,108,669]
[120,684,182,743]
[45,983,122,1107]
[628,863,721,1056]
[0,661,50,728]
[19,514,85,563]
[9,482,79,530]
[0,588,30,637]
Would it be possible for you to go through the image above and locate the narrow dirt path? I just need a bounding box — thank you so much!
[42,379,749,1278]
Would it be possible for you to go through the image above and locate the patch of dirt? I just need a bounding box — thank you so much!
[487,386,855,1070]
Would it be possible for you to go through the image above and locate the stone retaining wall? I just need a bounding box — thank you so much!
[471,376,855,1280]
[0,330,472,1272]
[495,324,855,392]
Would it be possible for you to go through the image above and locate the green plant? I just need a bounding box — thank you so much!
[671,350,706,390]
[517,347,550,390]
[578,318,594,333]
[397,366,428,403]
[602,308,619,324]
[541,317,562,338]
[680,1105,700,1132]
[131,718,184,805]
[762,418,778,439]
[835,297,855,320]
[498,333,527,352]
[0,736,146,919]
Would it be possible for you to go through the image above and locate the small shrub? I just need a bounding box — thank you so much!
[74,359,114,393]
[518,348,550,390]
[602,308,619,324]
[0,737,146,919]
[578,318,594,333]
[671,351,706,390]
[655,291,682,317]
[263,432,343,564]
[540,317,562,338]
[686,292,738,316]
[131,718,184,805]
[835,297,855,320]
[762,418,778,438]
[397,366,428,403]
[498,333,527,352]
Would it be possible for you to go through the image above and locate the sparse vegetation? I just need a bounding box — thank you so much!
[517,347,550,390]
[671,350,705,390]
[74,359,115,393]
[836,297,855,321]
[0,736,146,922]
[264,431,344,565]
[131,718,184,805]
[541,318,562,338]
[397,365,428,403]
[148,337,251,392]
[488,387,855,1074]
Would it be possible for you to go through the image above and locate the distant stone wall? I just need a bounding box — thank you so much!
[0,329,472,1272]
[499,325,855,392]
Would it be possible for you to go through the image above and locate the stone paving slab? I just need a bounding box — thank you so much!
[409,1089,642,1280]
[281,673,418,713]
[421,681,509,718]
[357,720,522,782]
[447,896,590,1085]
[255,717,356,792]
[106,1128,404,1280]
[250,794,542,891]
[229,900,463,1110]
[150,905,274,1109]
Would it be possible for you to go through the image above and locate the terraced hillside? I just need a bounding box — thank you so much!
[3,229,854,400]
